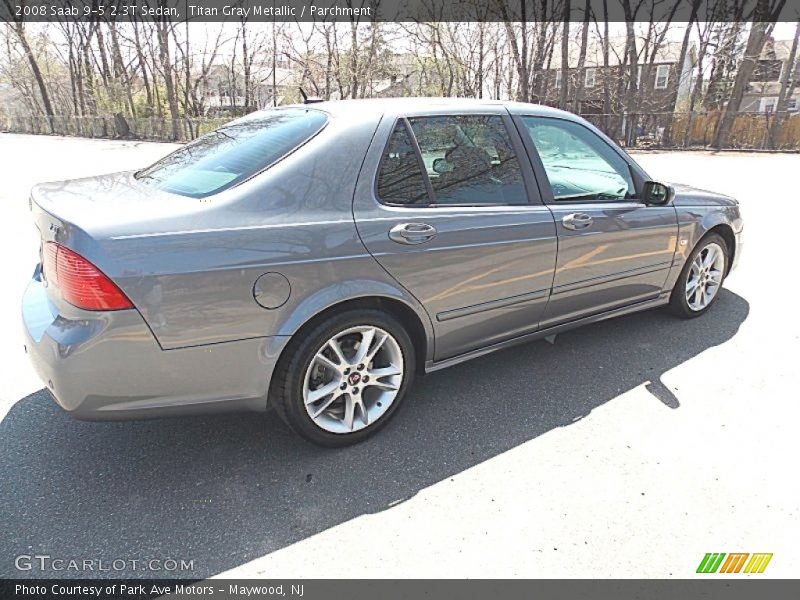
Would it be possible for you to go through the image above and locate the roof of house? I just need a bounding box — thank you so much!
[549,37,693,69]
[762,38,799,60]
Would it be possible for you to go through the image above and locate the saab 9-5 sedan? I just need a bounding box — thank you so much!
[22,99,743,446]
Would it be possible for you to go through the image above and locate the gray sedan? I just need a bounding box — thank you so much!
[22,99,743,446]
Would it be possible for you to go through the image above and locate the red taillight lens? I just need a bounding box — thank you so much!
[42,242,133,311]
[43,241,58,284]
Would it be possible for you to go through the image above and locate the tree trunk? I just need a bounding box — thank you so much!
[242,21,251,109]
[558,1,570,110]
[12,22,55,132]
[477,24,485,99]
[623,15,638,145]
[500,2,528,102]
[156,19,180,141]
[684,40,708,148]
[704,18,744,110]
[109,22,137,118]
[572,0,590,113]
[68,49,79,116]
[181,21,192,118]
[494,41,501,99]
[713,1,784,149]
[531,5,550,100]
[662,3,699,146]
[81,32,98,115]
[274,20,280,105]
[93,23,111,87]
[132,21,153,115]
[520,3,529,102]
[601,0,611,132]
[768,20,800,148]
[349,22,359,99]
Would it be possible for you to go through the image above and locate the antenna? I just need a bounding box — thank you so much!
[299,87,324,104]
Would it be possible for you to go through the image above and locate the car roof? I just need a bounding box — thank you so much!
[278,97,583,122]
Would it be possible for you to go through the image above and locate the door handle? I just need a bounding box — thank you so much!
[388,223,438,245]
[562,213,593,230]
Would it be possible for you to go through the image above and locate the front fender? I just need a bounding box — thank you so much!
[663,205,743,291]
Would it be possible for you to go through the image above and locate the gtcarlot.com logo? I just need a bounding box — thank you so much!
[697,553,773,574]
[15,554,194,572]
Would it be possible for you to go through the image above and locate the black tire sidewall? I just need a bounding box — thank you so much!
[278,309,415,447]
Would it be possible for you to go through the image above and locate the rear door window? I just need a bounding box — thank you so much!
[375,115,528,206]
[409,115,527,206]
[376,122,430,205]
[136,108,327,198]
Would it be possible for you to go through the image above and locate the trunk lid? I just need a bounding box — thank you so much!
[30,170,202,239]
[30,171,203,311]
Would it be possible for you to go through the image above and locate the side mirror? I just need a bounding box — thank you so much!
[432,158,449,174]
[643,181,674,206]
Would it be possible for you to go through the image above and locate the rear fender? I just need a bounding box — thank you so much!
[274,279,435,360]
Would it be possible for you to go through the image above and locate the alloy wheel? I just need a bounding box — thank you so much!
[302,325,404,434]
[685,242,725,312]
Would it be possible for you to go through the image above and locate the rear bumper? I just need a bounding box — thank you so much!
[22,273,288,420]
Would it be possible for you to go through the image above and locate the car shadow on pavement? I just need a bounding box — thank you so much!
[0,290,748,579]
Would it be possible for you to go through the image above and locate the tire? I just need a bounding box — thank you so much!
[668,233,729,319]
[270,309,415,447]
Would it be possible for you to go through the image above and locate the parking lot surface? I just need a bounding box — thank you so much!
[0,133,797,578]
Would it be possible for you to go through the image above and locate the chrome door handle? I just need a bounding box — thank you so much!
[388,223,438,245]
[562,213,593,230]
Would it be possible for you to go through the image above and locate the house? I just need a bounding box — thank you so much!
[740,38,800,113]
[542,38,697,115]
[199,59,301,115]
[372,53,421,97]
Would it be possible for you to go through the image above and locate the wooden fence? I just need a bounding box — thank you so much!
[669,111,800,150]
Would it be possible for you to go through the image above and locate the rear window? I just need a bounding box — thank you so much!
[135,108,327,198]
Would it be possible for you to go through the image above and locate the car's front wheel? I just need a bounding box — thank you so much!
[669,233,729,318]
[271,309,415,446]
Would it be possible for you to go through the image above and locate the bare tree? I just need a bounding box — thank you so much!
[768,20,800,148]
[572,0,591,112]
[559,0,571,110]
[662,0,701,146]
[3,0,55,131]
[713,0,787,148]
[498,1,530,102]
[154,16,181,140]
[682,16,718,147]
[129,18,155,114]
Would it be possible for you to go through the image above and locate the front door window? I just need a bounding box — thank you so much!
[521,116,635,202]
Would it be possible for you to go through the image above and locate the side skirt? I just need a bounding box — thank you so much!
[424,292,671,373]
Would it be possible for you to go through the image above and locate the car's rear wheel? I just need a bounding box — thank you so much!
[271,309,415,447]
[669,233,728,318]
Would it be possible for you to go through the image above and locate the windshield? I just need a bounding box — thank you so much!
[136,108,327,198]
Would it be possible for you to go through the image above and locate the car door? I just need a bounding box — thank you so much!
[514,115,679,327]
[353,108,557,361]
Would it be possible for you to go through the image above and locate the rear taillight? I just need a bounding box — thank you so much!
[42,241,58,283]
[42,242,133,311]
